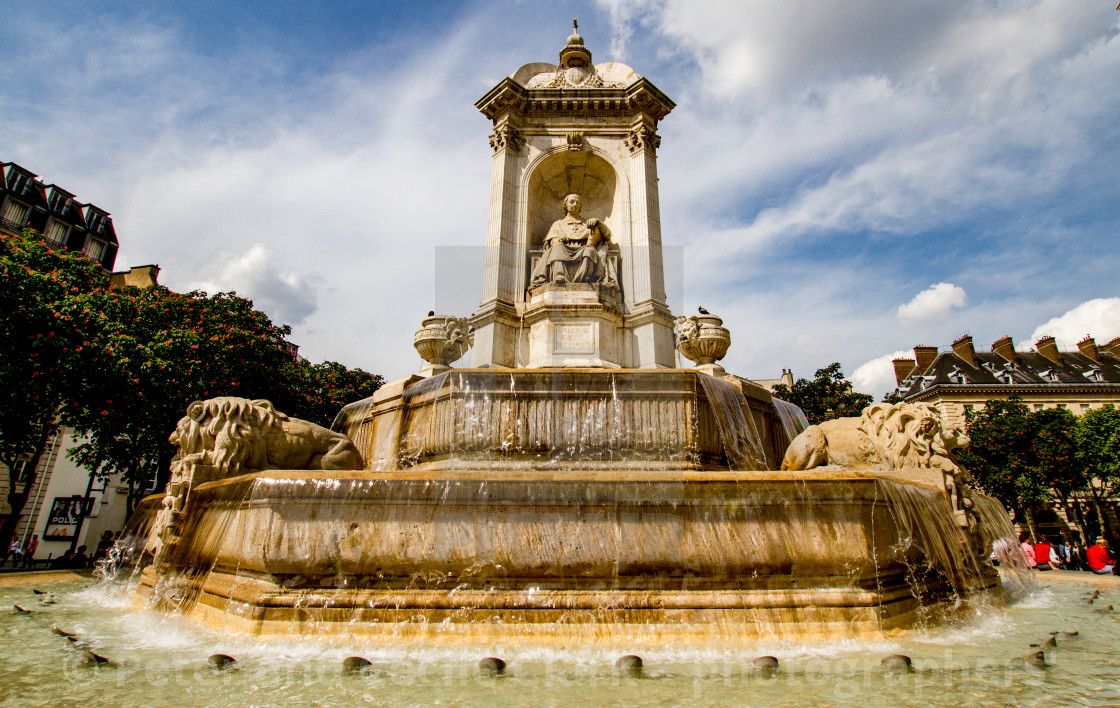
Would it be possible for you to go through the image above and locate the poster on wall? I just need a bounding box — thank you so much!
[43,496,95,541]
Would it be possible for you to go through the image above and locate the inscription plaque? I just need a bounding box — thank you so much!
[555,323,595,354]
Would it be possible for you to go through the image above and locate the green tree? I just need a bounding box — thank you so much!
[0,230,109,546]
[63,285,298,512]
[1075,404,1120,543]
[1033,408,1085,503]
[957,396,1083,539]
[770,362,873,425]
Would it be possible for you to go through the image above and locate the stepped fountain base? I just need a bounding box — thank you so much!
[135,469,1002,643]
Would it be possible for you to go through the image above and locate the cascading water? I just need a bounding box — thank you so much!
[130,367,1012,644]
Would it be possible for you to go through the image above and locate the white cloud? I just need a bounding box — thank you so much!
[897,283,968,325]
[1030,298,1120,347]
[851,350,912,400]
[187,244,320,326]
[4,1,1119,393]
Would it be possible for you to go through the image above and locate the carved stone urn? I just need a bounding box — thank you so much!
[414,314,472,376]
[674,313,731,371]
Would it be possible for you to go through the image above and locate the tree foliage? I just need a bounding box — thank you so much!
[0,230,109,539]
[959,397,1059,513]
[1074,404,1120,540]
[278,360,384,429]
[1,229,384,520]
[62,285,299,510]
[770,362,873,425]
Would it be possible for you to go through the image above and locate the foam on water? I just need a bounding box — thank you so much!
[4,573,1119,707]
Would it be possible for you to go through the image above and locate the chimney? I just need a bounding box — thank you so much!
[913,345,939,374]
[951,333,978,368]
[1035,336,1063,366]
[893,358,917,385]
[1102,336,1120,357]
[780,369,794,388]
[992,335,1017,364]
[1077,335,1102,363]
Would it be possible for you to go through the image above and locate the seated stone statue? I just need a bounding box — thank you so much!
[530,193,619,290]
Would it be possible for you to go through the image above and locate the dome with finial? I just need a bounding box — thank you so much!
[559,18,592,68]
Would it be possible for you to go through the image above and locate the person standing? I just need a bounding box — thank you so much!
[21,535,38,569]
[3,539,22,567]
[1020,533,1037,569]
[1087,538,1114,575]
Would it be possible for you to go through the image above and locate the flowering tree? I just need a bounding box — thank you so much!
[63,286,298,512]
[0,230,109,546]
[278,360,384,429]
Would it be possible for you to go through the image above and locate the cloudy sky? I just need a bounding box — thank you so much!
[4,1,1119,399]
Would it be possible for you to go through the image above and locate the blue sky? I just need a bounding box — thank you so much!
[3,1,1119,398]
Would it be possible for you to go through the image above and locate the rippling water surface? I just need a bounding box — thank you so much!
[1,573,1118,707]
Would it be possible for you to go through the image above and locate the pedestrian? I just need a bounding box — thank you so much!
[3,539,22,567]
[21,535,38,569]
[1020,532,1037,569]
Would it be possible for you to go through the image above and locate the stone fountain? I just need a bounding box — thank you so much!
[131,25,1008,644]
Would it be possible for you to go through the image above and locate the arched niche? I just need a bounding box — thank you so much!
[526,150,621,253]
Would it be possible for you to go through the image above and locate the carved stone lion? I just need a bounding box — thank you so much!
[168,397,364,474]
[780,402,968,475]
[151,398,363,561]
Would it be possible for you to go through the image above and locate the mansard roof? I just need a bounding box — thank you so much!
[896,347,1120,400]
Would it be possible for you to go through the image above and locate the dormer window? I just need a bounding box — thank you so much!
[45,220,69,245]
[8,172,28,194]
[1087,369,1104,382]
[83,237,106,261]
[948,368,967,384]
[1038,369,1060,382]
[2,199,29,227]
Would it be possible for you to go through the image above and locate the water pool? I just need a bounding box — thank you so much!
[1,571,1117,707]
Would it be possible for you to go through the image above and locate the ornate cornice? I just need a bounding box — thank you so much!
[476,77,675,123]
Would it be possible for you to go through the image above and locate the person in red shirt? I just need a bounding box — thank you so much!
[1087,538,1114,574]
[1035,539,1054,571]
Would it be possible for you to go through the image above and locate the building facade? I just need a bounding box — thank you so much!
[891,333,1120,544]
[2,162,119,270]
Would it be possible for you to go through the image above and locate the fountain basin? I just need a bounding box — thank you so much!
[136,469,1002,643]
[340,369,790,473]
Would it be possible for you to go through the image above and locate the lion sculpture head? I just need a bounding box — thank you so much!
[857,402,968,471]
[168,397,284,476]
[673,316,699,347]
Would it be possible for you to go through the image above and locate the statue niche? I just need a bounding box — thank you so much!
[529,192,620,291]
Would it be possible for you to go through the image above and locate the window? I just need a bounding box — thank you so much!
[83,237,106,261]
[1056,403,1067,409]
[2,199,29,226]
[45,220,69,245]
[1081,404,1092,413]
[1033,404,1044,411]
